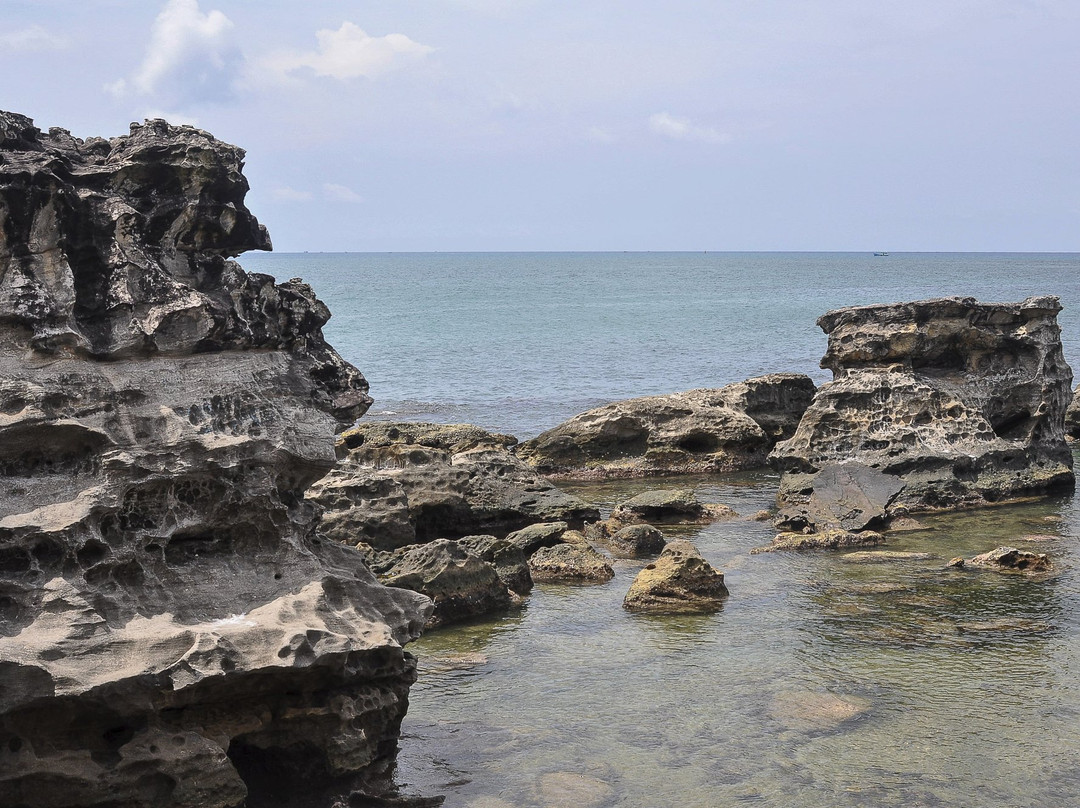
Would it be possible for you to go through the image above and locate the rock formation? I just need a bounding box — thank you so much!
[0,112,430,807]
[771,297,1075,529]
[1067,386,1080,440]
[622,540,728,613]
[515,373,816,477]
[309,422,599,549]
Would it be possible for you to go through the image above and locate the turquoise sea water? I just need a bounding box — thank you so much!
[239,252,1080,440]
[238,252,1080,808]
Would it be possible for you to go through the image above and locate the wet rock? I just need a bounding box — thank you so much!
[605,524,666,558]
[0,112,429,807]
[840,551,935,563]
[956,619,1052,633]
[504,521,570,555]
[609,489,736,525]
[886,516,930,532]
[309,424,599,549]
[622,540,729,613]
[381,539,513,629]
[516,374,816,478]
[528,543,614,583]
[771,297,1075,527]
[751,529,886,554]
[768,691,871,733]
[967,546,1053,574]
[1067,385,1080,439]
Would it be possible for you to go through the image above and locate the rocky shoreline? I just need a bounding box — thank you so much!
[1,111,1077,807]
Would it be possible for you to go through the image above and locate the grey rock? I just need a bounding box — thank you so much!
[0,112,430,807]
[609,489,736,524]
[380,539,513,628]
[309,423,599,549]
[457,534,533,595]
[776,462,904,532]
[504,521,570,555]
[622,540,729,613]
[516,373,816,478]
[751,529,887,554]
[771,297,1075,525]
[606,524,666,558]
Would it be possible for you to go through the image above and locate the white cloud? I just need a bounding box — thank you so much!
[110,0,239,104]
[323,183,364,203]
[0,26,67,53]
[649,112,731,144]
[140,109,201,126]
[264,21,433,81]
[271,187,315,202]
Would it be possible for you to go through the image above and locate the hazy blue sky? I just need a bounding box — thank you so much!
[3,0,1078,251]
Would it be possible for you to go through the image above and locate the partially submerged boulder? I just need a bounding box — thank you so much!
[609,489,737,525]
[771,297,1075,529]
[379,539,514,629]
[504,520,570,555]
[528,543,614,583]
[966,546,1053,574]
[309,422,599,549]
[0,112,429,807]
[605,524,666,558]
[622,540,729,613]
[516,373,815,477]
[751,529,887,554]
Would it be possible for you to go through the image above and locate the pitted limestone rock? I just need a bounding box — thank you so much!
[771,297,1075,527]
[0,111,429,808]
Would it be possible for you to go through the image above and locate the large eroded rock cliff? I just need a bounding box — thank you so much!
[770,296,1075,529]
[0,112,430,807]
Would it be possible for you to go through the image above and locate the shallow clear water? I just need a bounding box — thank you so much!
[396,468,1080,808]
[239,252,1080,439]
[235,251,1080,806]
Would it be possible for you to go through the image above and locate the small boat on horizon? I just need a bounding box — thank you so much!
[874,251,890,256]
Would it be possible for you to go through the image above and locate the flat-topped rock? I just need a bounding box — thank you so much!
[751,529,887,554]
[771,297,1075,529]
[528,543,614,583]
[309,422,599,549]
[609,489,737,525]
[516,373,815,478]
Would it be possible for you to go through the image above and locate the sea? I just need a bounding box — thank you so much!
[240,252,1080,808]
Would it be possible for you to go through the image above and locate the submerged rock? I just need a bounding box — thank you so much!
[516,373,815,477]
[840,551,935,563]
[622,540,729,613]
[309,422,599,549]
[0,112,429,806]
[768,691,871,733]
[771,297,1075,528]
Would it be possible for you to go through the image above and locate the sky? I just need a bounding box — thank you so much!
[2,0,1079,252]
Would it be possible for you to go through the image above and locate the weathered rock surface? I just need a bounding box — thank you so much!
[771,297,1075,528]
[1067,386,1080,440]
[622,540,729,613]
[504,521,570,555]
[0,112,430,807]
[377,539,513,629]
[309,422,599,549]
[967,546,1053,574]
[456,534,533,596]
[516,374,816,477]
[751,529,886,554]
[605,524,666,558]
[609,489,736,525]
[528,543,614,583]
